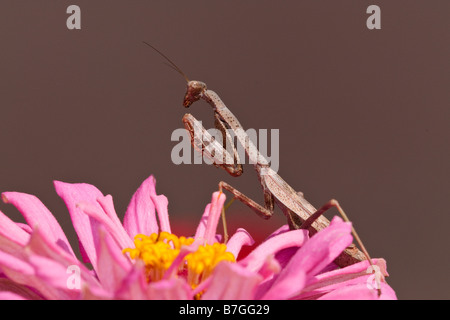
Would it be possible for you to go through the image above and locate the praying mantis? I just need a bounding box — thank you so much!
[144,42,373,268]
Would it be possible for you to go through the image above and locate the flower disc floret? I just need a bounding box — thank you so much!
[123,232,195,281]
[185,242,235,288]
[123,232,235,287]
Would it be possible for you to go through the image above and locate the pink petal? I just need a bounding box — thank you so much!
[163,244,199,280]
[23,229,102,299]
[0,250,65,300]
[274,246,300,269]
[16,223,32,234]
[97,195,127,234]
[0,232,28,261]
[203,192,226,244]
[239,229,308,273]
[194,203,211,240]
[2,192,75,257]
[226,228,255,259]
[0,250,34,281]
[123,175,159,238]
[202,262,262,300]
[146,278,192,300]
[294,259,395,299]
[76,199,133,250]
[316,282,397,300]
[0,209,30,247]
[0,291,27,300]
[285,216,352,279]
[26,227,99,289]
[95,227,132,293]
[256,255,281,280]
[151,194,171,234]
[144,176,172,234]
[259,217,352,300]
[114,262,147,300]
[251,257,283,299]
[0,278,43,300]
[303,259,387,292]
[82,285,113,300]
[54,180,104,267]
[318,283,378,300]
[28,254,79,296]
[261,269,306,300]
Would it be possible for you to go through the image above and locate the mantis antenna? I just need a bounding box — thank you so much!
[142,41,190,83]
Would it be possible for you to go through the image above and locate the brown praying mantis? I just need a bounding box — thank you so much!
[144,42,374,269]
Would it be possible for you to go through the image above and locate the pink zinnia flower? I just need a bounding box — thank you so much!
[0,175,396,300]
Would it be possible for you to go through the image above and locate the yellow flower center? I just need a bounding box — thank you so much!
[123,232,235,288]
[185,242,235,289]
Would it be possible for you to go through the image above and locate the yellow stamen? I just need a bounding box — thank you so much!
[122,232,235,288]
[185,242,235,289]
[122,232,194,282]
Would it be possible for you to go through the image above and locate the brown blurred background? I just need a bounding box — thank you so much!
[0,1,448,299]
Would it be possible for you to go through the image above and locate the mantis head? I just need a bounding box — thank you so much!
[183,80,207,108]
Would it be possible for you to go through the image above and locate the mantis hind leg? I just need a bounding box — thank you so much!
[299,199,377,272]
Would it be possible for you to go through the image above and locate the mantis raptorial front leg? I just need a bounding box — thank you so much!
[182,112,274,219]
